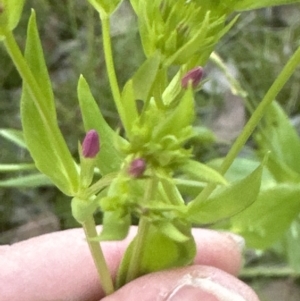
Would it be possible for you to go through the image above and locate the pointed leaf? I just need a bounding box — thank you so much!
[179,159,227,186]
[21,11,79,196]
[132,53,161,101]
[187,163,263,224]
[257,101,300,174]
[230,184,300,249]
[121,79,139,136]
[77,75,125,175]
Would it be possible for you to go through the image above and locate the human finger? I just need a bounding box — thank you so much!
[0,227,244,301]
[101,265,259,301]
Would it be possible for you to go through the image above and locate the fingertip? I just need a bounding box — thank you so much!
[192,229,244,276]
[101,266,259,301]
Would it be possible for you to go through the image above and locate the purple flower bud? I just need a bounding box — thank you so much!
[181,66,203,89]
[82,129,100,158]
[128,158,146,178]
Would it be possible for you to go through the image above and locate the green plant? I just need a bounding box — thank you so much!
[1,0,300,296]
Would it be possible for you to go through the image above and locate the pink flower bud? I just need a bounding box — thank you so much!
[82,129,100,158]
[128,158,146,178]
[181,66,203,89]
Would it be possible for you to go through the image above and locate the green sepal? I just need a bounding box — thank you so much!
[79,144,97,189]
[77,75,125,175]
[0,0,25,38]
[93,211,131,241]
[179,159,227,186]
[187,162,263,224]
[229,184,300,249]
[21,11,79,196]
[116,222,196,288]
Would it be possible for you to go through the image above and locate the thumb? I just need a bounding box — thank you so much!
[101,266,259,301]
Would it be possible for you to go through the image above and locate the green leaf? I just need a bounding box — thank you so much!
[230,184,300,249]
[95,211,130,241]
[116,222,196,288]
[0,128,27,148]
[187,163,263,224]
[257,101,300,175]
[0,0,25,37]
[0,173,52,187]
[208,157,276,188]
[265,153,300,183]
[121,79,139,136]
[234,0,300,11]
[153,88,194,140]
[179,159,227,186]
[77,75,125,175]
[131,53,161,102]
[21,11,79,196]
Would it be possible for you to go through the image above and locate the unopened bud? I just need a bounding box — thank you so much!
[128,158,146,178]
[82,129,100,158]
[181,66,203,89]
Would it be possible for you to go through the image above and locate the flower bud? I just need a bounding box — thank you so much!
[128,158,146,178]
[181,66,203,89]
[82,129,100,158]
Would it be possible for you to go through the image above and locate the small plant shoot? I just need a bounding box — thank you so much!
[1,0,300,297]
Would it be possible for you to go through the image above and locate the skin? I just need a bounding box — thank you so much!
[0,227,260,301]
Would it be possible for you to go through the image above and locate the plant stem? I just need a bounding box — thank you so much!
[125,176,158,282]
[82,216,115,295]
[100,13,130,133]
[195,45,300,203]
[125,217,150,283]
[240,266,300,278]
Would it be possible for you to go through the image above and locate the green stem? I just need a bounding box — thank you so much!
[100,13,129,132]
[125,217,150,283]
[240,266,300,278]
[196,45,300,203]
[83,216,115,295]
[125,176,158,282]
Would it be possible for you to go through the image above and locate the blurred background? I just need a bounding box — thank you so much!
[0,1,300,300]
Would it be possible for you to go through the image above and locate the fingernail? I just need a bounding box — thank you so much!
[166,276,247,301]
[224,232,245,252]
[168,285,219,301]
